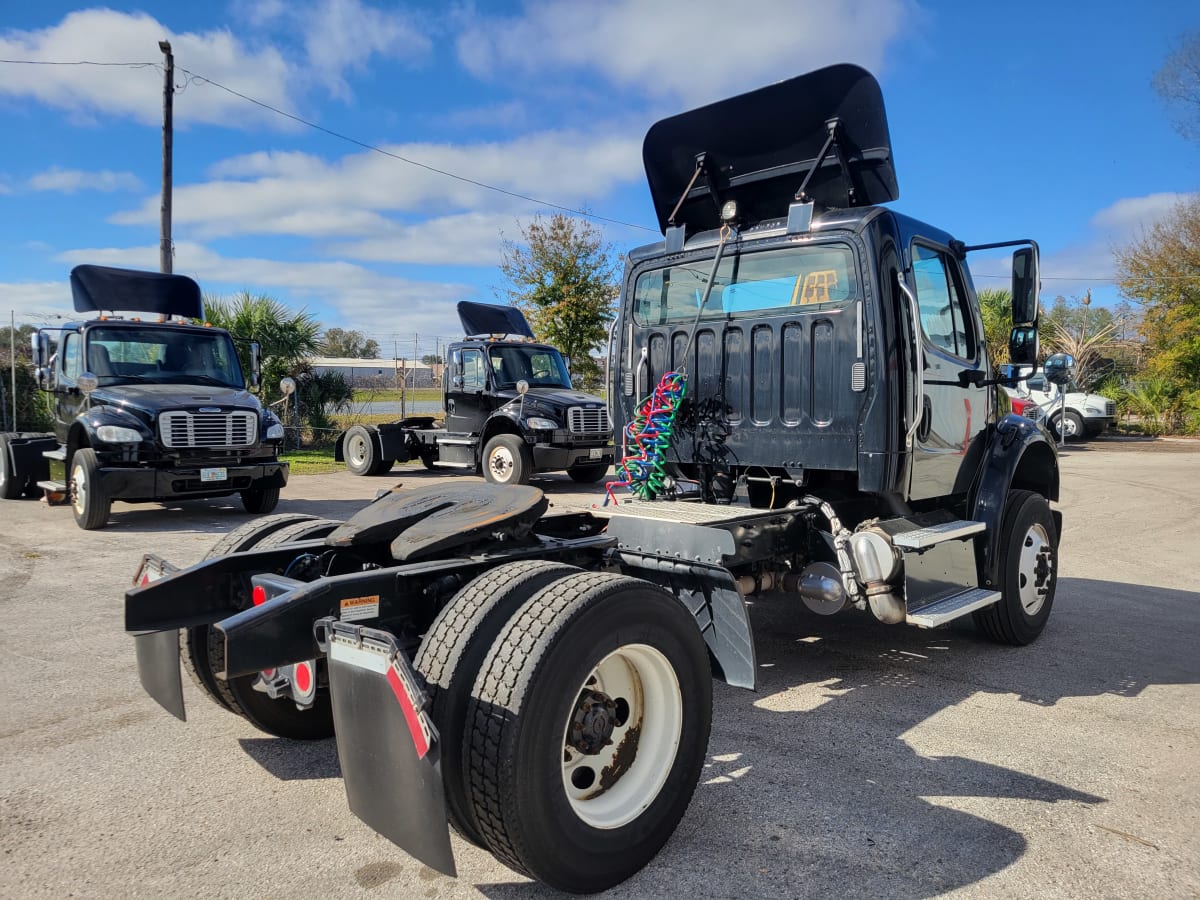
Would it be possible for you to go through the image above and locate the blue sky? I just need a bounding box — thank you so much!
[0,0,1196,359]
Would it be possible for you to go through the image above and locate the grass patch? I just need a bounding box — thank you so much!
[281,448,343,475]
[350,387,443,404]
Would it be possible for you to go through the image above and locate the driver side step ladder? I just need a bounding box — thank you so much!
[906,587,1000,628]
[890,518,1001,627]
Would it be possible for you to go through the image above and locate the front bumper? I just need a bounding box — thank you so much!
[532,442,614,470]
[98,460,288,501]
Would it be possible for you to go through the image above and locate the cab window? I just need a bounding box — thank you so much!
[633,243,858,326]
[62,332,82,380]
[911,243,976,360]
[461,349,485,391]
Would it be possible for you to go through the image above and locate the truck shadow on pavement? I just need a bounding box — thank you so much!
[471,576,1198,898]
[226,576,1197,897]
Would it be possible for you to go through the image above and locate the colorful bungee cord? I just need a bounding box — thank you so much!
[605,371,687,505]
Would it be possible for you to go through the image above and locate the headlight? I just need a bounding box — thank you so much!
[526,417,559,430]
[96,425,143,444]
[1084,406,1103,416]
[266,423,285,440]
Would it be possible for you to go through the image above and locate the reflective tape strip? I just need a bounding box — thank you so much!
[386,661,431,760]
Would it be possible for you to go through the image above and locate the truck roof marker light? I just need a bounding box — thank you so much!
[252,585,268,606]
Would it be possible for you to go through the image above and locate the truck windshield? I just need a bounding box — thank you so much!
[86,327,244,389]
[488,345,571,389]
[632,242,858,325]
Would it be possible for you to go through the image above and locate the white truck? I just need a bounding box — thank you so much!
[1015,368,1116,440]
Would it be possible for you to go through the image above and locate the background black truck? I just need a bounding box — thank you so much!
[124,65,1065,893]
[0,265,288,529]
[335,301,614,484]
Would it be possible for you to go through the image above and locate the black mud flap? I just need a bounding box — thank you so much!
[320,619,456,877]
[131,554,185,721]
[135,630,185,721]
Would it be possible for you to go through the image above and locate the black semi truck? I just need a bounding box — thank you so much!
[335,301,614,485]
[125,65,1064,893]
[0,265,288,529]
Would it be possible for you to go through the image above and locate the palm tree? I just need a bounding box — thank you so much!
[203,291,321,404]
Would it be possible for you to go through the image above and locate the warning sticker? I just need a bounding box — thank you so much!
[340,594,380,622]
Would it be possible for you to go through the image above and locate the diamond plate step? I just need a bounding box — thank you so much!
[906,587,1000,628]
[892,519,985,550]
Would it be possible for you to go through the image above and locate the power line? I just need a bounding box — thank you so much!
[0,56,657,234]
[175,66,658,234]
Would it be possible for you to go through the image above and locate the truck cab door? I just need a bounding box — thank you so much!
[906,242,989,501]
[1023,371,1054,406]
[53,330,87,443]
[444,347,489,435]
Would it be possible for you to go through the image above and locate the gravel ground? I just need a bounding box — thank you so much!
[0,449,1197,898]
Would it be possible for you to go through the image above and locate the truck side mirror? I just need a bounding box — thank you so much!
[1044,352,1075,386]
[31,331,49,367]
[1011,246,1039,325]
[1009,324,1038,368]
[249,342,262,391]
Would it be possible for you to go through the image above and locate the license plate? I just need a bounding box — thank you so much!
[200,467,227,483]
[588,448,604,460]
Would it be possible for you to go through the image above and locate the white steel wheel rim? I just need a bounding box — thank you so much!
[72,462,87,515]
[560,643,683,830]
[347,433,369,468]
[489,446,514,481]
[1018,522,1053,616]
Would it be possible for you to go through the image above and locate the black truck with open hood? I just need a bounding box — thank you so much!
[0,265,287,529]
[123,65,1069,892]
[334,301,614,484]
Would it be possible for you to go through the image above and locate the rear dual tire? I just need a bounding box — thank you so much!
[458,571,712,893]
[181,514,342,739]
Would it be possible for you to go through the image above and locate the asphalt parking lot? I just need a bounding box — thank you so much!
[1,442,1198,898]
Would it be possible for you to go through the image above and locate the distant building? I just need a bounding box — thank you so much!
[308,356,435,388]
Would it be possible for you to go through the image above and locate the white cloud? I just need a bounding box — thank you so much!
[326,211,518,265]
[0,9,295,128]
[302,0,432,99]
[0,281,74,325]
[456,0,915,106]
[0,4,433,129]
[54,242,474,336]
[1089,192,1192,233]
[110,130,645,246]
[27,167,143,193]
[969,192,1199,302]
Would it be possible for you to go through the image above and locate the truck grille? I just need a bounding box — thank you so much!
[159,411,257,448]
[1105,400,1116,416]
[1023,406,1041,420]
[568,406,611,435]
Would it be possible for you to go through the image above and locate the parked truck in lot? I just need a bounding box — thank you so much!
[0,265,288,529]
[124,65,1065,893]
[335,301,614,484]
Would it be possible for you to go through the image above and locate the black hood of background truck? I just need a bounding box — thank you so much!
[90,383,262,421]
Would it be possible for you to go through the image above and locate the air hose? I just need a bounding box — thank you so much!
[605,372,687,504]
[606,224,734,505]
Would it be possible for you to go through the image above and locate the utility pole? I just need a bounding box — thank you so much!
[159,40,174,274]
[9,310,15,431]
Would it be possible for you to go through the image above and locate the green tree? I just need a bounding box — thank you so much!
[0,324,52,432]
[497,213,618,390]
[1113,195,1200,391]
[203,291,322,404]
[977,288,1012,364]
[321,327,380,359]
[421,353,444,365]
